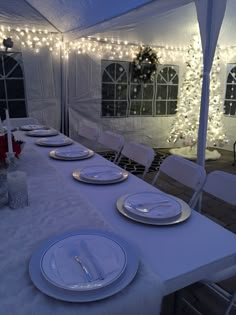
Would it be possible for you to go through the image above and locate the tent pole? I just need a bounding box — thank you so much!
[60,34,68,135]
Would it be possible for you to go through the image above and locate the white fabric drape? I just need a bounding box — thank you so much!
[195,0,227,165]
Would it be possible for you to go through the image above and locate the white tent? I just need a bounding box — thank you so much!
[0,0,235,165]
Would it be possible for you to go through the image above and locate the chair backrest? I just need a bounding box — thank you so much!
[152,155,206,208]
[117,141,155,178]
[203,171,236,206]
[3,117,39,128]
[97,131,125,162]
[78,124,100,142]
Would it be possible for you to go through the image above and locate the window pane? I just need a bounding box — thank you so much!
[129,101,142,115]
[167,101,177,115]
[105,63,115,79]
[8,65,23,78]
[130,84,142,99]
[102,101,115,117]
[156,85,167,99]
[141,101,153,115]
[156,73,166,84]
[143,84,153,99]
[102,70,113,82]
[117,71,127,83]
[8,100,27,118]
[0,58,3,76]
[168,85,178,99]
[159,68,168,81]
[0,80,6,99]
[169,68,178,83]
[6,79,25,99]
[3,55,18,76]
[116,84,127,100]
[0,100,6,120]
[115,64,126,81]
[156,101,166,115]
[115,101,128,117]
[102,84,115,100]
[227,73,236,84]
[225,84,236,100]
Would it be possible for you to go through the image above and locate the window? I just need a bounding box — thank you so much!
[155,65,178,116]
[224,65,236,117]
[129,63,154,116]
[101,61,129,117]
[101,60,179,117]
[0,52,27,120]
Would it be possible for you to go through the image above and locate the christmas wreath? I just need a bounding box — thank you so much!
[132,46,159,83]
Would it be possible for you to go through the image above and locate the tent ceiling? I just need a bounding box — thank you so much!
[87,2,198,47]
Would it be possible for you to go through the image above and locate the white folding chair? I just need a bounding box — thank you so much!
[152,155,206,208]
[3,117,39,128]
[78,124,100,149]
[180,171,236,315]
[97,131,125,163]
[117,141,155,178]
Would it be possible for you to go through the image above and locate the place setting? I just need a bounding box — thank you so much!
[49,147,94,161]
[72,165,129,184]
[20,124,49,131]
[116,191,192,225]
[26,129,59,137]
[29,229,139,302]
[35,137,74,147]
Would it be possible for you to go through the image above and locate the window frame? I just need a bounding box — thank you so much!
[224,63,236,118]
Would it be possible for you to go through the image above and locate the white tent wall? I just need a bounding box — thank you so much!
[67,50,186,148]
[22,47,61,129]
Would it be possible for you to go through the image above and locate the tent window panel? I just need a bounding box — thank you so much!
[167,101,177,115]
[3,55,18,76]
[102,83,115,100]
[129,101,142,116]
[8,65,23,78]
[168,85,178,99]
[116,84,127,100]
[130,84,142,99]
[102,101,115,117]
[156,85,167,99]
[0,80,6,99]
[102,71,113,82]
[0,101,6,120]
[224,65,236,117]
[225,84,236,99]
[156,101,167,115]
[6,79,25,99]
[224,101,236,116]
[115,101,128,117]
[141,101,153,115]
[143,85,154,99]
[8,100,27,118]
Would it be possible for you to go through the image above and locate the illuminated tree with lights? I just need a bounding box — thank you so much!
[168,35,227,159]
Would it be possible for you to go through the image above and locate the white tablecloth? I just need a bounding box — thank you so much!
[0,146,163,315]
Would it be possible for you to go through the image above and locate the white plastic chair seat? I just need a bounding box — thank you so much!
[3,117,39,128]
[97,131,125,162]
[152,155,206,208]
[117,142,155,178]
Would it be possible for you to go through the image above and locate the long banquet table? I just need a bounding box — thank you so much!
[1,130,236,314]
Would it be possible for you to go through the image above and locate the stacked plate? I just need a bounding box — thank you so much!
[72,165,128,184]
[116,192,191,225]
[29,230,139,302]
[49,148,94,161]
[26,129,59,137]
[20,124,48,131]
[36,137,73,147]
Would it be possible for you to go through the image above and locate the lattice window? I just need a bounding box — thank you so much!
[224,64,236,117]
[101,61,129,117]
[0,52,27,120]
[155,65,179,116]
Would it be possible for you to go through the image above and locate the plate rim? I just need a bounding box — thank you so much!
[20,124,48,131]
[72,165,129,185]
[116,192,191,226]
[29,229,139,302]
[26,129,59,137]
[40,233,128,291]
[36,138,73,147]
[49,149,94,161]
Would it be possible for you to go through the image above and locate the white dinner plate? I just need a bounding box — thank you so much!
[116,192,192,225]
[20,124,48,131]
[41,233,127,291]
[36,137,73,147]
[49,148,94,161]
[72,165,128,184]
[26,129,59,137]
[29,230,139,302]
[123,192,181,220]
